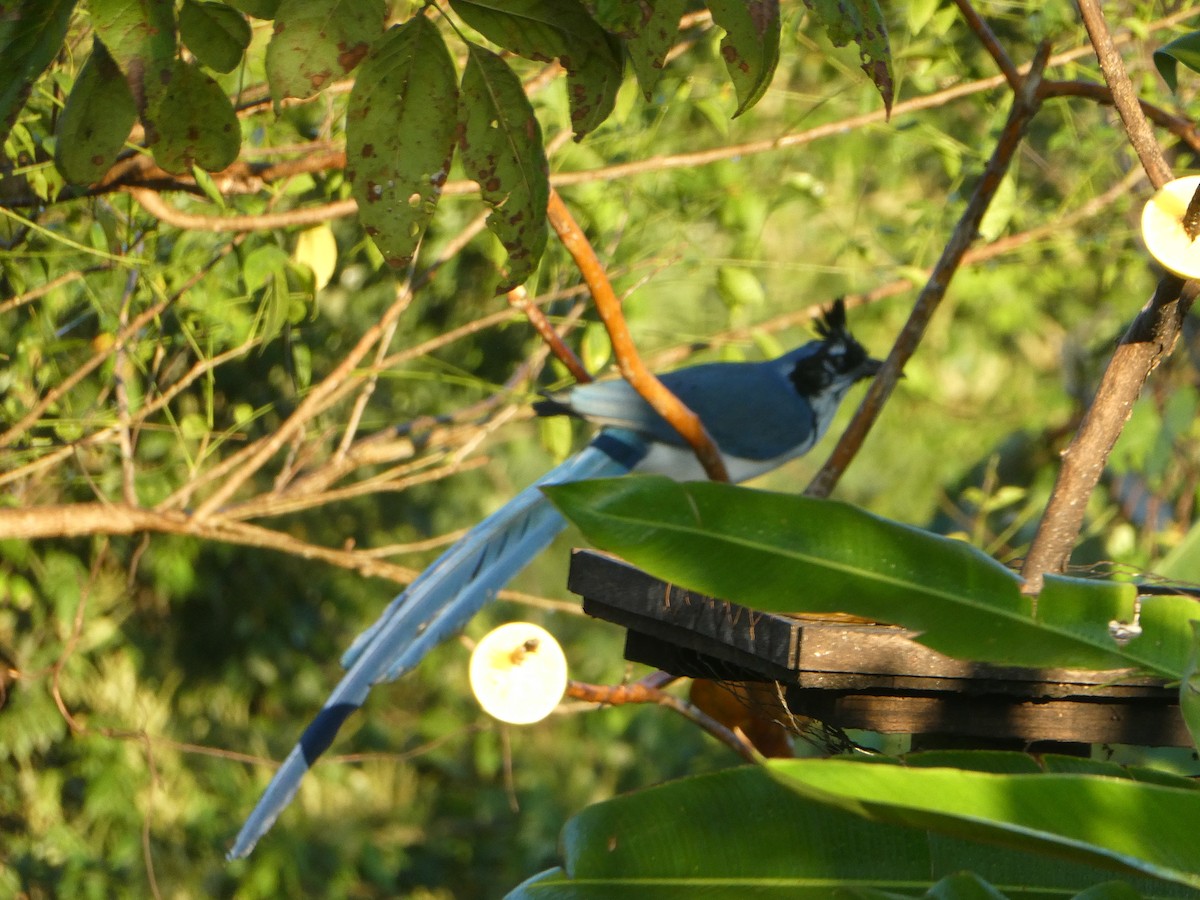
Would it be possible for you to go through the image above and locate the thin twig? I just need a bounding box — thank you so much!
[566,676,758,763]
[0,267,101,314]
[546,188,730,481]
[806,44,1051,499]
[115,263,139,506]
[180,212,489,516]
[0,237,244,449]
[507,285,591,383]
[1021,278,1200,592]
[1076,0,1172,189]
[954,0,1021,89]
[333,313,401,465]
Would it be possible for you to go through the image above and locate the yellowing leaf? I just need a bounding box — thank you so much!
[293,225,338,291]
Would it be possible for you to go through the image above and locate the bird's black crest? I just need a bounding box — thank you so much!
[813,298,848,342]
[790,299,876,396]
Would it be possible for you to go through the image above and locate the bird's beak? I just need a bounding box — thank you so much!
[863,357,885,378]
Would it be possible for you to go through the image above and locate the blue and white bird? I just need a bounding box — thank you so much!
[229,300,881,858]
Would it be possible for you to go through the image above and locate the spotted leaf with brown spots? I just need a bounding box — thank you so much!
[54,40,137,184]
[146,59,241,174]
[707,0,780,118]
[265,0,384,106]
[458,44,549,291]
[802,0,893,115]
[345,17,459,270]
[450,0,622,140]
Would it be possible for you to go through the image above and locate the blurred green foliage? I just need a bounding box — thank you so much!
[2,1,1200,897]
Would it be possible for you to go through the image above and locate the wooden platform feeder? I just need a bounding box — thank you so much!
[569,549,1191,750]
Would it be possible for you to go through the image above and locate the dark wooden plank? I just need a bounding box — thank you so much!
[572,550,1172,697]
[785,690,1191,746]
[569,549,1190,746]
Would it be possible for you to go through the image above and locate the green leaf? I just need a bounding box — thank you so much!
[54,41,137,184]
[507,765,1194,898]
[542,477,1193,676]
[89,0,177,115]
[265,0,384,105]
[0,0,75,145]
[716,265,766,310]
[345,17,459,270]
[146,60,241,174]
[179,0,252,74]
[242,244,290,292]
[626,0,687,100]
[1181,620,1200,751]
[706,0,780,117]
[1154,31,1200,92]
[450,0,623,139]
[458,44,549,292]
[802,0,894,115]
[769,758,1200,888]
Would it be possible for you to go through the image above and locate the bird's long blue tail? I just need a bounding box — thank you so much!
[228,433,643,859]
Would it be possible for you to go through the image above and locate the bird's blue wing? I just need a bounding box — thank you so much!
[228,434,645,859]
[543,353,820,462]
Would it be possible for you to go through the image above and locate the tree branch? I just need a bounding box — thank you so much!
[1076,0,1172,189]
[1020,2,1197,591]
[954,0,1021,90]
[1022,278,1200,592]
[566,674,759,763]
[546,188,730,481]
[506,285,592,384]
[806,44,1051,499]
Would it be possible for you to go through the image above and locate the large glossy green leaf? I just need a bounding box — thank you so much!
[802,0,894,114]
[769,759,1200,889]
[506,765,1196,898]
[54,41,137,184]
[146,60,241,174]
[458,44,549,292]
[450,0,622,139]
[1181,621,1200,750]
[1154,31,1200,93]
[265,0,384,104]
[89,0,176,115]
[345,17,458,270]
[179,0,252,74]
[542,477,1195,677]
[707,0,780,116]
[0,0,75,144]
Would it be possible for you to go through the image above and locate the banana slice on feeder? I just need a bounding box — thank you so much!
[1141,175,1200,278]
[469,622,567,725]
